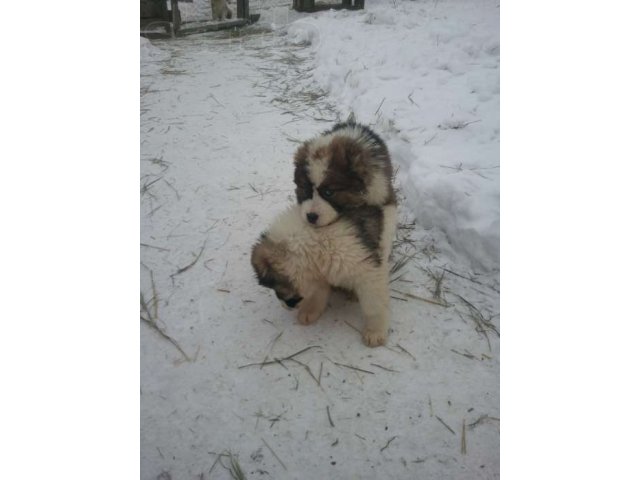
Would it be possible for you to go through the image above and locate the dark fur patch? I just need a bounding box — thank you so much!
[324,136,369,202]
[251,237,301,302]
[294,143,313,204]
[325,121,387,156]
[342,205,384,265]
[294,163,313,204]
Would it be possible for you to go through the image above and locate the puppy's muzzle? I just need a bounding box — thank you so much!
[284,296,303,309]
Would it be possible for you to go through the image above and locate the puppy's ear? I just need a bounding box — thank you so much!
[251,237,273,279]
[347,139,369,176]
[251,235,288,289]
[294,142,310,167]
[331,136,369,179]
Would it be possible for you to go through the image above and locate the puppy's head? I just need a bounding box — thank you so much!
[251,235,303,310]
[293,132,391,227]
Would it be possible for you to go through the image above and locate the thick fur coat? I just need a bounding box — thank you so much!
[252,203,397,346]
[252,120,397,347]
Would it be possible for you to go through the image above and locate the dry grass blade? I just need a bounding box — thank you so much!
[435,415,456,435]
[215,451,245,480]
[140,315,191,362]
[140,242,170,252]
[289,358,321,387]
[261,438,287,471]
[461,419,467,455]
[140,292,153,322]
[209,454,221,475]
[457,311,492,352]
[238,345,321,369]
[163,178,181,201]
[439,266,480,284]
[326,406,335,427]
[468,414,500,430]
[260,330,284,370]
[390,250,419,275]
[228,454,245,480]
[140,293,191,362]
[343,320,362,334]
[391,288,450,307]
[380,435,398,452]
[140,175,163,195]
[397,219,416,230]
[454,293,500,337]
[332,361,375,375]
[451,349,477,360]
[150,270,159,319]
[440,266,500,293]
[433,270,445,299]
[171,240,207,278]
[370,363,399,373]
[375,97,386,115]
[396,343,416,361]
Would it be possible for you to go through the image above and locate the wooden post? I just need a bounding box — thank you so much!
[170,0,181,35]
[237,0,250,19]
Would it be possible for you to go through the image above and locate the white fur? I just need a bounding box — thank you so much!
[266,204,397,347]
[366,170,390,205]
[300,147,339,226]
[211,0,232,20]
[307,154,328,185]
[299,193,339,227]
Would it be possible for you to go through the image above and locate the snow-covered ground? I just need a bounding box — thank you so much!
[287,0,499,271]
[141,1,499,478]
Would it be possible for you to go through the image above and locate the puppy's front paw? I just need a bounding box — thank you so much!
[362,328,388,347]
[297,306,322,325]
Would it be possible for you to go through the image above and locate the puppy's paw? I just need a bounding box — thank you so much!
[297,307,322,325]
[362,328,388,347]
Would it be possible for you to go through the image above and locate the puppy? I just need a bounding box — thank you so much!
[293,120,396,226]
[211,0,232,20]
[252,121,397,346]
[251,203,396,347]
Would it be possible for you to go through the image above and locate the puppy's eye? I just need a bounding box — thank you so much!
[320,187,333,198]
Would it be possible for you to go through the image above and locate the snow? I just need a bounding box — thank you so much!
[141,37,170,62]
[141,1,499,479]
[285,0,500,271]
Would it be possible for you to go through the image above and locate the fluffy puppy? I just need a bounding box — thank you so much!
[211,0,232,20]
[251,203,396,347]
[252,121,397,346]
[293,120,396,227]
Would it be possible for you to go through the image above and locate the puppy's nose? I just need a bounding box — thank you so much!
[306,212,319,224]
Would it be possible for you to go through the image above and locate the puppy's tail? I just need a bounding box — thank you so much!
[346,112,356,124]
